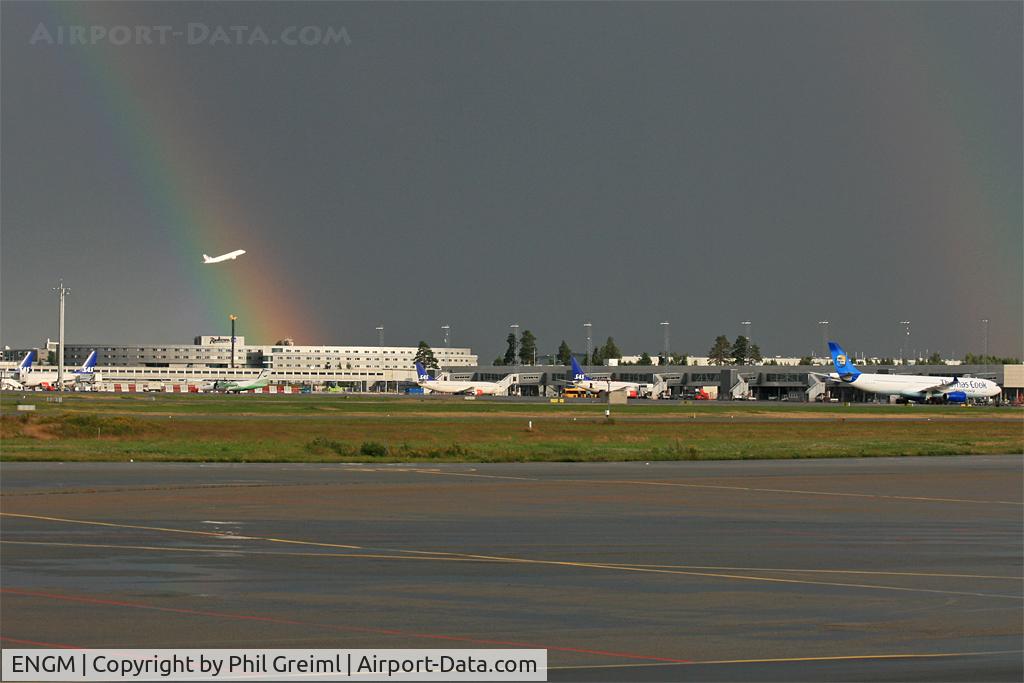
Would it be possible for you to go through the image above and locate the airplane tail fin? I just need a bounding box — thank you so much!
[202,254,212,263]
[828,341,861,379]
[414,362,433,382]
[18,351,34,370]
[75,350,97,374]
[570,356,590,381]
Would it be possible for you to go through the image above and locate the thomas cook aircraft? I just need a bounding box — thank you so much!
[820,341,1000,403]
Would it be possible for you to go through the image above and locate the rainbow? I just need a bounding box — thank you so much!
[826,8,1020,356]
[48,1,323,344]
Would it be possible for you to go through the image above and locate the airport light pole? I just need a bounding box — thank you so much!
[376,326,384,393]
[818,321,829,360]
[584,322,592,366]
[741,321,751,364]
[441,324,450,348]
[53,280,70,396]
[899,321,911,365]
[660,321,670,364]
[229,315,237,369]
[510,324,519,367]
[981,319,989,356]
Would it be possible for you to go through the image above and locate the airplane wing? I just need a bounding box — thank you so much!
[808,371,848,383]
[919,379,960,395]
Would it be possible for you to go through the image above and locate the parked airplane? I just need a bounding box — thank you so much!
[12,351,33,377]
[218,369,271,393]
[820,341,1000,403]
[570,357,648,397]
[415,363,516,396]
[203,249,246,264]
[19,351,98,389]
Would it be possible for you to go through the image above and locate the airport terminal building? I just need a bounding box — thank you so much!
[448,362,1022,403]
[2,336,477,390]
[2,337,1020,401]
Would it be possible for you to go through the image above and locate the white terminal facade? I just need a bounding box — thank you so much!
[2,335,477,388]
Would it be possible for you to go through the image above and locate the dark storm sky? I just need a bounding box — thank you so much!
[2,1,1021,361]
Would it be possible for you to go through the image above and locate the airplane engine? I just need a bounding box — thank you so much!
[945,391,967,403]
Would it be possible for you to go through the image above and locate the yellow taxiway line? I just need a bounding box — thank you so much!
[3,512,1021,600]
[550,649,1024,670]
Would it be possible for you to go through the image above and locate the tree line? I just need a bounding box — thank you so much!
[706,335,761,365]
[417,333,1020,369]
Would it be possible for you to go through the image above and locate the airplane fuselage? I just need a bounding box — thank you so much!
[18,371,88,388]
[204,249,246,264]
[573,378,645,396]
[838,372,1000,401]
[220,371,271,392]
[418,379,504,395]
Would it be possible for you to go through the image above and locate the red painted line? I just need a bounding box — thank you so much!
[1,588,691,664]
[0,635,82,649]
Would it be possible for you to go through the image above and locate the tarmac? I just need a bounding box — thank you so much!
[2,457,1022,681]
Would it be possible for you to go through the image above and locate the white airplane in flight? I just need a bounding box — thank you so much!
[820,341,1001,403]
[570,357,648,398]
[203,249,246,264]
[415,363,517,396]
[18,351,98,389]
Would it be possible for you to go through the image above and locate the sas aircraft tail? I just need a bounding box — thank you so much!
[414,362,434,382]
[18,351,34,372]
[570,356,591,382]
[74,350,97,374]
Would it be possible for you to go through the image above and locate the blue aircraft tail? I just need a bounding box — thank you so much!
[828,341,861,379]
[414,362,433,382]
[74,350,97,374]
[570,356,590,381]
[18,351,34,370]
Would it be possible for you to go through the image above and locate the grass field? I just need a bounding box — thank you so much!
[1,393,1020,462]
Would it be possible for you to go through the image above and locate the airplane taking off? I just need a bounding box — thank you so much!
[203,249,246,264]
[414,363,516,396]
[820,341,1000,403]
[18,351,98,389]
[570,357,647,397]
[218,369,271,393]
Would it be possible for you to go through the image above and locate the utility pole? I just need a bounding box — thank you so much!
[818,321,829,360]
[510,323,519,367]
[441,324,450,348]
[660,321,670,364]
[584,322,592,366]
[229,314,238,369]
[53,280,70,396]
[981,319,989,357]
[740,321,751,364]
[376,326,384,393]
[899,321,911,365]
